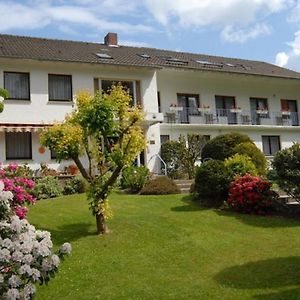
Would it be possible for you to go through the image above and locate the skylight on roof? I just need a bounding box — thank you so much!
[164,57,188,65]
[95,53,113,59]
[138,53,151,59]
[196,60,223,68]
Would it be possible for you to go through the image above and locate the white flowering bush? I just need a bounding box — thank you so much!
[0,182,71,299]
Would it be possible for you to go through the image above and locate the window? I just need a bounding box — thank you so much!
[48,74,72,101]
[250,97,268,111]
[262,136,280,156]
[160,135,170,144]
[4,72,30,100]
[101,80,136,105]
[6,132,32,159]
[157,91,161,112]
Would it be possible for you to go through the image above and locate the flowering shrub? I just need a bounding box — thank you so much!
[0,182,71,299]
[228,175,274,214]
[0,164,36,220]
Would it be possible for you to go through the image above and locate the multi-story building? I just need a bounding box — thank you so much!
[0,32,300,173]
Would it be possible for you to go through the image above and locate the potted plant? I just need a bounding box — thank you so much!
[198,104,211,113]
[230,105,242,113]
[281,109,291,116]
[256,107,268,115]
[169,103,183,111]
[66,164,79,175]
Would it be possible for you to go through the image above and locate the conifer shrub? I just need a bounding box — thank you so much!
[201,133,252,161]
[140,176,180,195]
[193,160,231,207]
[272,143,300,199]
[233,142,267,176]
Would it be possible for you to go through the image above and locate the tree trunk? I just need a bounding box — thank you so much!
[96,213,108,235]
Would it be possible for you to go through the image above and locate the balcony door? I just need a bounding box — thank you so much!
[215,95,236,124]
[281,99,298,126]
[250,98,268,125]
[177,94,199,124]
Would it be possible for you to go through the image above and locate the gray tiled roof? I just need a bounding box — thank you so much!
[1,34,300,80]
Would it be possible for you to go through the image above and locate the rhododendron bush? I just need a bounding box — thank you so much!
[0,167,71,299]
[0,164,36,220]
[228,175,274,215]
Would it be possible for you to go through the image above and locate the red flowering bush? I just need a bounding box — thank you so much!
[0,163,36,219]
[228,175,274,215]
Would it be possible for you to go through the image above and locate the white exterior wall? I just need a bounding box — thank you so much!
[0,58,161,171]
[1,58,300,173]
[158,69,300,157]
[157,69,300,112]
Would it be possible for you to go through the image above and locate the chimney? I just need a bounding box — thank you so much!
[104,32,118,47]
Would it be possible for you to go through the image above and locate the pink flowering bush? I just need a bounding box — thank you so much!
[228,175,274,215]
[0,164,36,219]
[0,181,71,299]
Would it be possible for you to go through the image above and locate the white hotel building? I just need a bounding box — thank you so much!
[0,32,300,173]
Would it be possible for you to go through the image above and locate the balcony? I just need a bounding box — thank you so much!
[161,107,300,127]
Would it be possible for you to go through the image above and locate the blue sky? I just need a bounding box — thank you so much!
[1,0,300,71]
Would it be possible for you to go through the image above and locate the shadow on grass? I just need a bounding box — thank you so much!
[171,195,210,212]
[214,256,300,290]
[253,287,300,300]
[34,222,96,246]
[215,209,300,228]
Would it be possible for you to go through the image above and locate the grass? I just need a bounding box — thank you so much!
[28,192,300,300]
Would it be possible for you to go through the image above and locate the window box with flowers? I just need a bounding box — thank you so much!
[281,110,291,116]
[256,109,269,115]
[198,105,211,113]
[230,106,242,113]
[169,104,183,111]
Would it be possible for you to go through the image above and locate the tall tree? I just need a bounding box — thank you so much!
[0,88,8,112]
[41,85,146,234]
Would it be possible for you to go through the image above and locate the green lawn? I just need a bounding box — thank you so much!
[28,192,300,300]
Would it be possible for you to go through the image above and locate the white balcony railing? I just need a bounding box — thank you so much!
[161,107,300,126]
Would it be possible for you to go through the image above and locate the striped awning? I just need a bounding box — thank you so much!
[0,123,51,132]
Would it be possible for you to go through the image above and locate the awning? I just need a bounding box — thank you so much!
[0,123,51,132]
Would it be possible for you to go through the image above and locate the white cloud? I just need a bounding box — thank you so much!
[119,40,150,47]
[0,1,152,35]
[144,0,291,28]
[275,52,289,66]
[221,23,271,43]
[0,2,50,31]
[274,31,300,70]
[58,25,78,35]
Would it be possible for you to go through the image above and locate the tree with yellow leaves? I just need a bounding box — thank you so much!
[40,85,146,234]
